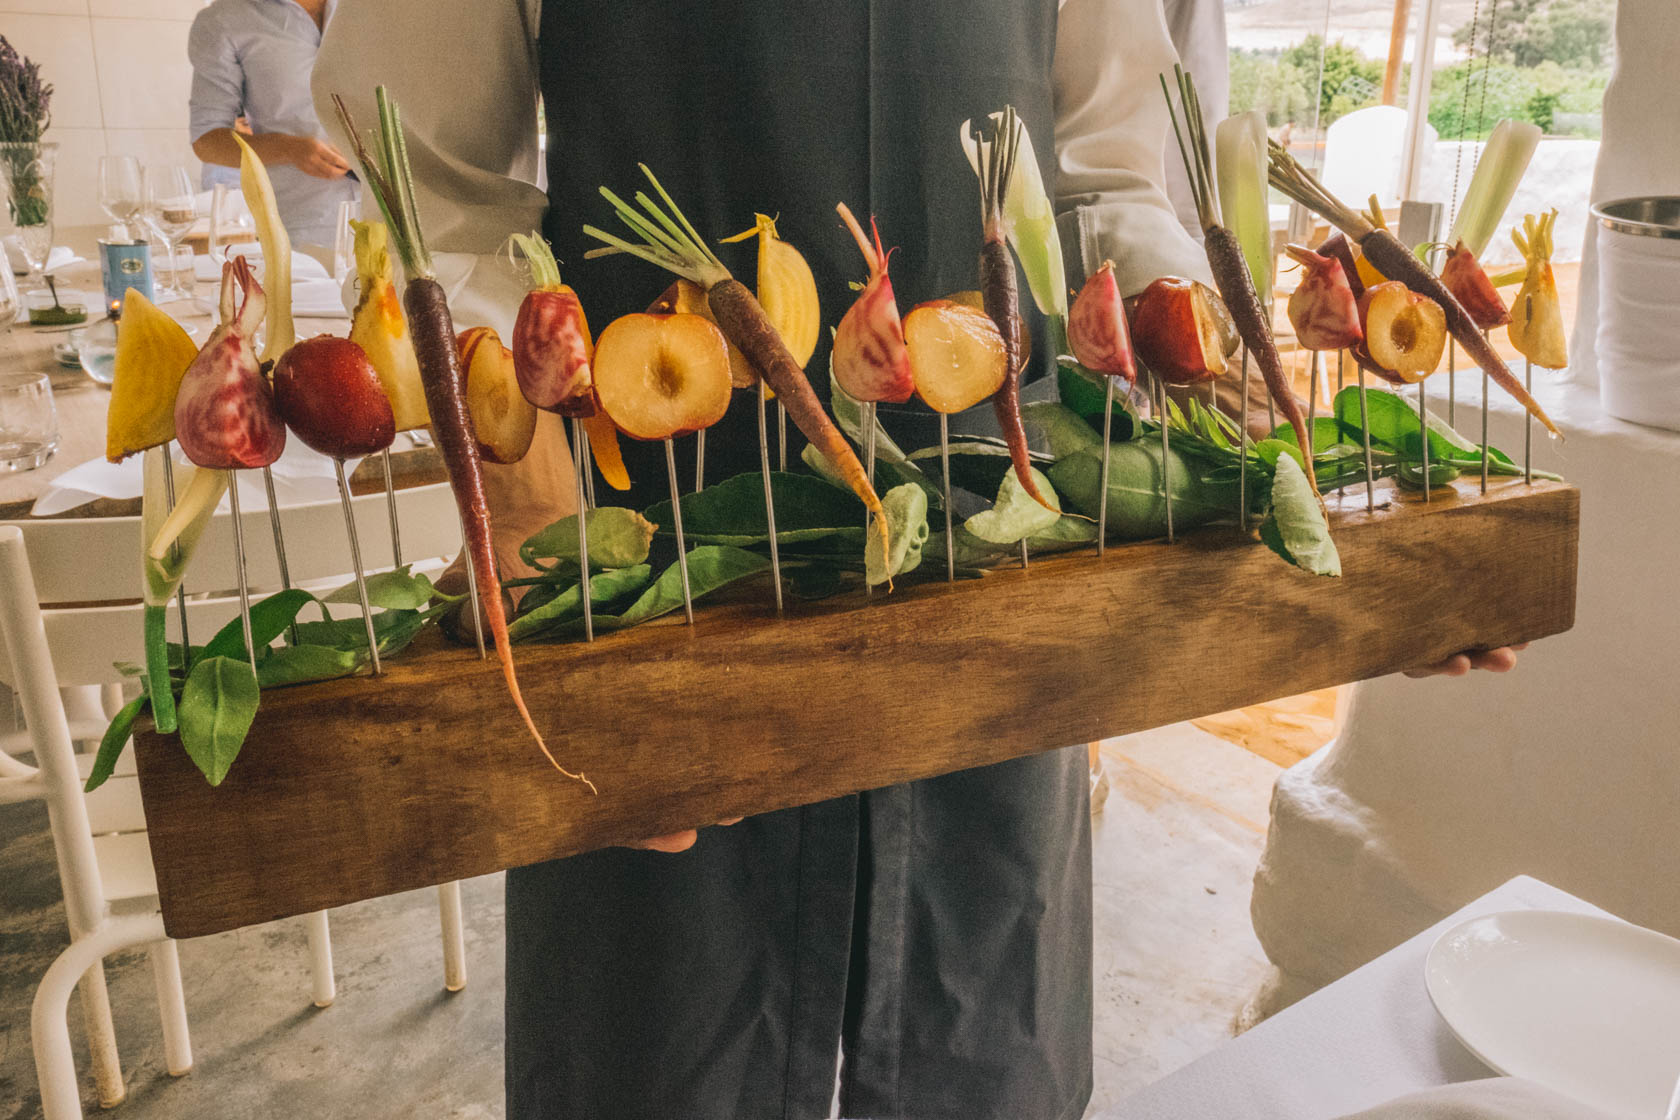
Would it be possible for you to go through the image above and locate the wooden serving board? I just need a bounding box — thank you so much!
[134,477,1579,939]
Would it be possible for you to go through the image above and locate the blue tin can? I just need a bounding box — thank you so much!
[99,239,154,312]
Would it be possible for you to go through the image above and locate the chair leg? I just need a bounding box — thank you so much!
[34,914,167,1120]
[437,882,466,993]
[305,910,335,1008]
[74,963,125,1109]
[148,940,192,1076]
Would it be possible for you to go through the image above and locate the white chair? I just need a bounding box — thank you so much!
[1320,104,1437,215]
[2,476,466,1120]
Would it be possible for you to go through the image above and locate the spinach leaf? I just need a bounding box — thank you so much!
[177,655,259,786]
[644,472,864,547]
[1022,401,1102,459]
[1046,444,1238,538]
[905,439,1051,498]
[508,565,654,642]
[197,588,316,664]
[323,565,448,611]
[1259,453,1341,577]
[85,694,147,792]
[519,508,658,572]
[606,546,771,629]
[255,644,361,688]
[292,603,444,660]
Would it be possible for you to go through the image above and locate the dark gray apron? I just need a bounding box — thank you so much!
[510,4,1091,1117]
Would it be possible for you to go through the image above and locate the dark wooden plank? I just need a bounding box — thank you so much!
[135,477,1579,938]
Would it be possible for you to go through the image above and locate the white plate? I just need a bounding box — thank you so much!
[1425,910,1680,1118]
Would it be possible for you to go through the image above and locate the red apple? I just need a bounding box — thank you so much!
[1358,282,1447,383]
[273,335,395,459]
[1128,277,1230,384]
[903,299,1008,414]
[1068,260,1136,384]
[592,312,733,441]
[457,326,537,463]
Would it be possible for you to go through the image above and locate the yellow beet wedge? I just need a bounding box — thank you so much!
[1506,210,1567,370]
[350,220,430,431]
[722,214,821,398]
[106,288,198,462]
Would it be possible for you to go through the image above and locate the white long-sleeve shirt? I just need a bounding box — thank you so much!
[311,0,1214,337]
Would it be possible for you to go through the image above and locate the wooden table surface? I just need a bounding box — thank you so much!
[1,226,438,520]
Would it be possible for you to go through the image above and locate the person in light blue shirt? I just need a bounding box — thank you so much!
[188,0,358,247]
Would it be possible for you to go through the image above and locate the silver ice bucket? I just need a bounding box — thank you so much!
[1593,196,1680,432]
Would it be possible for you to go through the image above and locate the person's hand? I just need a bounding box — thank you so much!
[1404,643,1527,678]
[283,135,352,179]
[623,818,742,854]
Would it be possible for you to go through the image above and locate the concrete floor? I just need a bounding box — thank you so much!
[0,724,1276,1120]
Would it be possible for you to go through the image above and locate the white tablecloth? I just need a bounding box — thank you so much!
[1248,374,1680,1016]
[1098,876,1605,1119]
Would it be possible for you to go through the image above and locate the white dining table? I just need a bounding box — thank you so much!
[1098,875,1608,1120]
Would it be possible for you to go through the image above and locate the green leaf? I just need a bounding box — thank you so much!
[255,644,361,688]
[905,438,1052,499]
[866,484,930,586]
[85,695,147,792]
[177,656,259,786]
[518,508,658,572]
[607,546,771,629]
[323,565,448,611]
[507,565,654,642]
[644,472,865,547]
[1259,454,1341,577]
[965,468,1063,545]
[197,588,317,664]
[291,604,441,660]
[1054,360,1140,438]
[144,603,177,734]
[1046,444,1238,539]
[1022,400,1103,459]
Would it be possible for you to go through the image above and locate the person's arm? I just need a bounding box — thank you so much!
[187,11,348,178]
[1052,0,1213,296]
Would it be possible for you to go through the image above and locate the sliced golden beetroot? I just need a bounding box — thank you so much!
[106,288,198,462]
[273,335,396,458]
[592,312,732,441]
[1129,276,1229,384]
[722,213,821,369]
[1354,196,1390,291]
[509,232,596,416]
[1284,243,1364,351]
[580,408,631,490]
[174,257,286,470]
[904,299,1008,414]
[1359,281,1447,383]
[350,220,429,431]
[650,279,755,388]
[1439,240,1509,331]
[1507,210,1568,370]
[457,327,537,464]
[1067,260,1136,383]
[833,203,913,404]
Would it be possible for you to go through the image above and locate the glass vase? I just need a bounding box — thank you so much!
[0,141,59,288]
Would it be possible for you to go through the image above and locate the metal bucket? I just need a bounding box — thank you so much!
[1592,196,1680,432]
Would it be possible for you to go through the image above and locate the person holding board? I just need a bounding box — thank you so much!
[313,3,1520,1117]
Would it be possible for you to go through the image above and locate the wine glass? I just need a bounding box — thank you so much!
[98,155,143,240]
[143,164,197,302]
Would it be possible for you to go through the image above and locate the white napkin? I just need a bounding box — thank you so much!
[31,442,360,518]
[292,276,349,318]
[1336,1078,1620,1119]
[5,240,81,275]
[193,245,330,284]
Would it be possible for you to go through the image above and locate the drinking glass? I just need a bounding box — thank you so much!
[0,260,18,334]
[98,154,143,240]
[0,141,58,293]
[0,372,59,473]
[143,164,197,301]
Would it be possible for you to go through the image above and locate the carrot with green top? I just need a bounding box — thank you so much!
[333,88,593,793]
[582,165,890,573]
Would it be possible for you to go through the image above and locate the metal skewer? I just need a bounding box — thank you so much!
[161,448,190,653]
[1238,350,1252,532]
[1306,350,1321,453]
[940,413,955,582]
[695,428,706,493]
[224,475,258,674]
[1357,365,1376,513]
[379,448,403,567]
[456,509,486,658]
[663,439,695,624]
[1097,376,1116,556]
[577,426,597,510]
[1480,366,1491,495]
[331,459,381,676]
[571,419,593,642]
[778,400,788,472]
[1447,339,1457,427]
[1158,375,1174,544]
[864,402,878,596]
[1419,377,1431,503]
[1523,294,1534,485]
[260,464,299,645]
[1336,348,1345,397]
[756,390,784,612]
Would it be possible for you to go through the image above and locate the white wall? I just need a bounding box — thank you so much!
[2,0,205,228]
